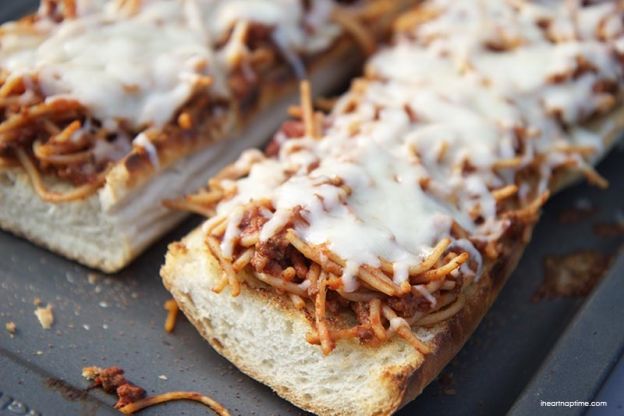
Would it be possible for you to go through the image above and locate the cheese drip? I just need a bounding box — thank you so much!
[0,0,342,129]
[217,0,624,291]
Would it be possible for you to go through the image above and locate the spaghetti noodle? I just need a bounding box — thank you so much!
[118,391,230,416]
[163,299,179,333]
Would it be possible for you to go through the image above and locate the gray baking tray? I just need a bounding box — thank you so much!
[1,2,624,415]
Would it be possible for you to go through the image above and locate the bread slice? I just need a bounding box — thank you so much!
[0,49,356,272]
[0,0,415,272]
[161,105,623,416]
[161,1,624,412]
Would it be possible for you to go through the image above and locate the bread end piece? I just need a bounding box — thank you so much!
[160,100,624,416]
[161,227,527,415]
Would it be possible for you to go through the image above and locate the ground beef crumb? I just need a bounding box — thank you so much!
[116,383,147,409]
[82,366,146,409]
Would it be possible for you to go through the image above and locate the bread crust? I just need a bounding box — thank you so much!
[161,107,624,414]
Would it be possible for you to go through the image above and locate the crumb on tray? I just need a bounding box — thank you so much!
[34,304,54,329]
[5,321,16,335]
[87,272,101,285]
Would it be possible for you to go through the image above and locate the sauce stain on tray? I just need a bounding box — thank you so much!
[533,251,612,302]
[557,202,597,224]
[593,222,624,238]
[45,378,89,402]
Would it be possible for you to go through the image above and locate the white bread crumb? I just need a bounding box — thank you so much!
[34,305,54,329]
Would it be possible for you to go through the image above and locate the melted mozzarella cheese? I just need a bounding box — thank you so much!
[216,0,624,291]
[0,0,341,130]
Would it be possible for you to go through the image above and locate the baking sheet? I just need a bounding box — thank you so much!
[509,254,624,416]
[1,2,624,415]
